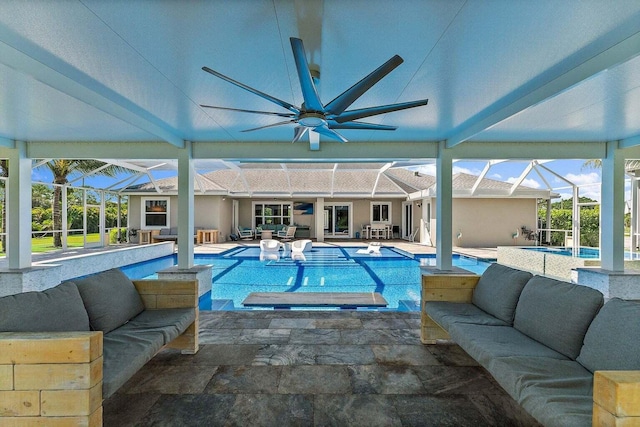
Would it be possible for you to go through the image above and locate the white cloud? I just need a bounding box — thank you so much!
[416,164,437,176]
[564,172,600,186]
[452,165,482,175]
[490,173,502,179]
[506,177,541,189]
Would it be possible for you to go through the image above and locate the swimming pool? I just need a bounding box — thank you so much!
[152,246,490,311]
[521,246,640,260]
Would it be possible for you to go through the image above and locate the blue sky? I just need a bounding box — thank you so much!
[31,159,611,203]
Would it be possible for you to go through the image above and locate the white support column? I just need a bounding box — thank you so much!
[572,186,580,253]
[315,198,324,242]
[545,198,551,244]
[100,190,106,246]
[177,141,194,269]
[600,141,624,271]
[436,141,453,270]
[631,178,638,251]
[61,186,68,250]
[7,141,31,269]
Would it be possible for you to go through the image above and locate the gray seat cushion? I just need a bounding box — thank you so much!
[471,263,532,324]
[448,323,568,367]
[102,328,165,398]
[74,268,145,333]
[117,308,195,345]
[0,281,90,332]
[513,276,603,360]
[159,228,171,235]
[424,301,509,330]
[488,356,593,427]
[577,298,640,372]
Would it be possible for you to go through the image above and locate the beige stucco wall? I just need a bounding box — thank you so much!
[426,198,538,247]
[129,195,234,242]
[130,195,536,246]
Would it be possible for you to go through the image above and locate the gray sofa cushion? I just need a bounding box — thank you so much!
[488,356,593,427]
[102,328,165,398]
[117,308,195,345]
[424,301,509,330]
[159,228,171,235]
[471,263,532,324]
[74,268,145,333]
[448,323,568,367]
[513,276,603,360]
[577,298,640,372]
[0,282,90,332]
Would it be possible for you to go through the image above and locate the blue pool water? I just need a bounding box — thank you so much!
[127,247,491,311]
[521,246,640,260]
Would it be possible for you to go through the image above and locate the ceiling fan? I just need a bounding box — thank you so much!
[201,37,428,150]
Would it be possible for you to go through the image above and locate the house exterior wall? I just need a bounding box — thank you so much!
[129,195,537,246]
[428,198,538,247]
[130,195,233,242]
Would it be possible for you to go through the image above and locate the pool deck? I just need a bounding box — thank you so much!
[103,310,540,426]
[0,240,498,269]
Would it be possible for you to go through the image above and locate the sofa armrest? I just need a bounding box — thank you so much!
[132,279,199,354]
[0,331,103,425]
[132,279,198,309]
[593,370,640,426]
[420,273,480,344]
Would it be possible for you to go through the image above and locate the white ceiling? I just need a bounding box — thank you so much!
[1,0,640,151]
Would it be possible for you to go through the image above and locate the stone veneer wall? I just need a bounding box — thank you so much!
[0,242,175,296]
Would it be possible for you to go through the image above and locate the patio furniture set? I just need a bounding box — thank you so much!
[421,263,640,427]
[0,268,198,426]
[361,224,394,239]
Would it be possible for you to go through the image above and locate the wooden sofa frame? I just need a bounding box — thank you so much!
[421,273,640,427]
[0,279,198,427]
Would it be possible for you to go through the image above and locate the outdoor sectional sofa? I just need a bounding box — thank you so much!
[421,263,640,427]
[0,268,198,426]
[151,226,202,243]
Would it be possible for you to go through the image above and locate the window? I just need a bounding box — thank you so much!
[141,197,169,228]
[371,202,392,223]
[253,202,292,227]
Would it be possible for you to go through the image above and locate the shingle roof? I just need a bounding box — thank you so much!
[125,165,548,198]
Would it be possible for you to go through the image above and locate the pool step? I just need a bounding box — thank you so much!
[243,292,388,308]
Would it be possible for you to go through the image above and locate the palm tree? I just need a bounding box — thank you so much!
[38,160,127,247]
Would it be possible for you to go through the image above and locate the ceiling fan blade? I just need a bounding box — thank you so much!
[334,99,428,123]
[292,126,308,143]
[200,104,296,118]
[289,37,324,112]
[240,120,295,132]
[329,121,397,131]
[324,55,403,116]
[202,66,299,114]
[313,125,348,143]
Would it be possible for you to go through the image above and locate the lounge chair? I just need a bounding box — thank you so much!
[259,251,280,261]
[290,239,312,253]
[276,226,297,241]
[356,242,382,255]
[236,227,254,240]
[260,239,282,252]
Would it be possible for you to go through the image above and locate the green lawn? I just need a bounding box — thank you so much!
[2,233,103,255]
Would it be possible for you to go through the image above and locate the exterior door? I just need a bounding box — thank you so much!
[402,201,413,240]
[323,204,352,238]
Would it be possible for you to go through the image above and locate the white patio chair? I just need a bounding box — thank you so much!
[356,242,382,255]
[236,227,254,240]
[276,226,297,241]
[290,239,312,253]
[260,239,282,252]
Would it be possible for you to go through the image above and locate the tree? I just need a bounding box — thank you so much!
[36,160,127,247]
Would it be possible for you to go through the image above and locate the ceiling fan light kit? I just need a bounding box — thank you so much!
[202,37,428,150]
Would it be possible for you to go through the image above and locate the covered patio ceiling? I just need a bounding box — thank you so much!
[0,0,639,156]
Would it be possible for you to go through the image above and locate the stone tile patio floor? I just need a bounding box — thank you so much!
[104,310,541,426]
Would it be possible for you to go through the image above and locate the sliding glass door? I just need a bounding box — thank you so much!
[323,203,352,238]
